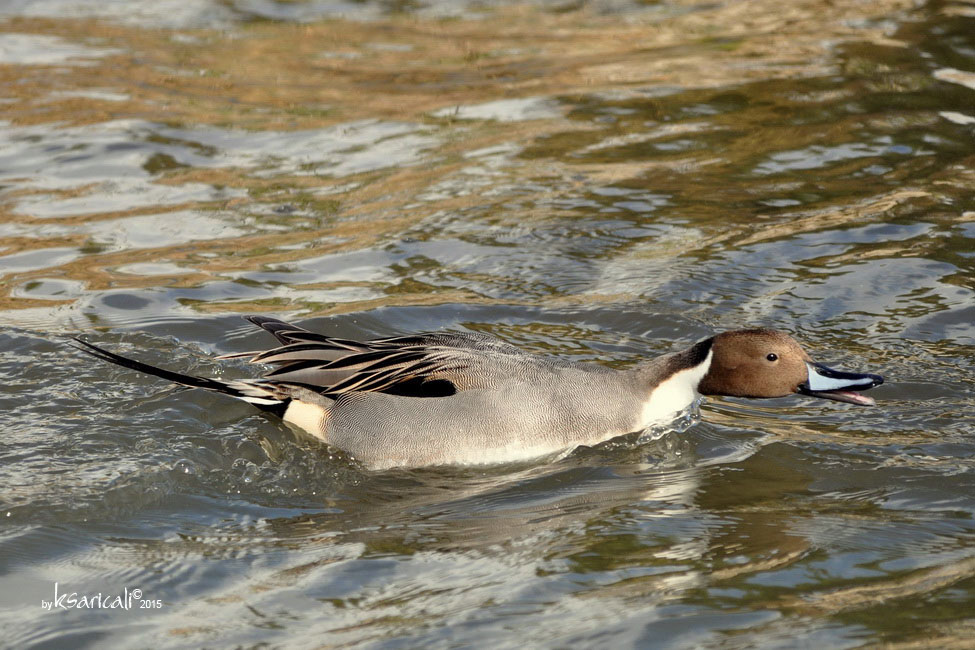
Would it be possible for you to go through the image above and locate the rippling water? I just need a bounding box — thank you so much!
[2,0,974,647]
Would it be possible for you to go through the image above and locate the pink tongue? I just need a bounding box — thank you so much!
[835,390,875,406]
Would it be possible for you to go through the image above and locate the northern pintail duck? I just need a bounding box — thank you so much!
[73,316,883,469]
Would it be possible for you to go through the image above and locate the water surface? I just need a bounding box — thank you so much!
[1,0,974,647]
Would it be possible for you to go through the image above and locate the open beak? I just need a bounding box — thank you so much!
[798,362,884,406]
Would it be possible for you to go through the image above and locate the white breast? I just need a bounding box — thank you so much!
[638,350,713,430]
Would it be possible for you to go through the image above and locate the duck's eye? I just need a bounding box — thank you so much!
[766,353,778,362]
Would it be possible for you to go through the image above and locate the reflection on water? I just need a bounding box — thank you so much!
[1,0,975,647]
[0,33,121,65]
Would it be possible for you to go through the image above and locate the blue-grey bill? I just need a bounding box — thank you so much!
[799,362,884,406]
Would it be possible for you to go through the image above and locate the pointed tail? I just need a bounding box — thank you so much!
[71,338,288,415]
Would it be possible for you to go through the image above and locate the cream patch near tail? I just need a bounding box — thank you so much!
[282,399,329,441]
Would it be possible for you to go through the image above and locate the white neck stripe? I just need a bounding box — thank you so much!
[639,350,713,429]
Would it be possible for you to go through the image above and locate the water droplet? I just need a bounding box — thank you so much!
[173,459,197,475]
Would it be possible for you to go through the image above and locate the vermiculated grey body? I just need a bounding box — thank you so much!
[322,365,641,467]
[312,339,715,467]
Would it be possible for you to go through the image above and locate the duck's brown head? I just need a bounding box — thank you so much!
[697,329,883,405]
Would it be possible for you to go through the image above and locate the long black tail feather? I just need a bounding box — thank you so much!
[70,338,289,416]
[71,338,234,393]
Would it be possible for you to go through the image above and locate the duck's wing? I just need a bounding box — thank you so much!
[229,316,538,397]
